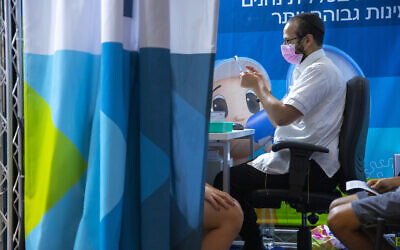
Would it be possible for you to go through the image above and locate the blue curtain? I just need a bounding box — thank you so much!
[23,0,219,249]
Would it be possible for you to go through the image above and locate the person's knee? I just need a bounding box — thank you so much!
[329,194,357,211]
[224,202,244,233]
[327,206,348,233]
[329,197,342,211]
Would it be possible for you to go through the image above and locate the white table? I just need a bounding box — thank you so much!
[208,129,255,193]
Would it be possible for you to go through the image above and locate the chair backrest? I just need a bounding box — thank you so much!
[338,76,370,192]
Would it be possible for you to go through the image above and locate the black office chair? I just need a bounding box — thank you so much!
[247,76,370,250]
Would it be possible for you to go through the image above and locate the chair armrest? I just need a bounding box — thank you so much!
[272,141,329,154]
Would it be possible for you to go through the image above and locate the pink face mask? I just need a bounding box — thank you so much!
[281,44,303,64]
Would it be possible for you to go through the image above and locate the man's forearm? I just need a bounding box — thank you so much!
[240,71,302,126]
[256,86,301,127]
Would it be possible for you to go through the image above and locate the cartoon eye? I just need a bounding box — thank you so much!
[246,90,260,114]
[212,95,228,117]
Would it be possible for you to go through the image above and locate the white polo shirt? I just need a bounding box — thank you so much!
[249,49,346,178]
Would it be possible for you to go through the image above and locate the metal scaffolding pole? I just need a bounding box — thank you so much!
[0,0,7,248]
[1,0,23,248]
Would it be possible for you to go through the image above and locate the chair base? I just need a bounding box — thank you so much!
[297,226,312,250]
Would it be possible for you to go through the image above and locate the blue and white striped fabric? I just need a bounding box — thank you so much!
[23,0,219,249]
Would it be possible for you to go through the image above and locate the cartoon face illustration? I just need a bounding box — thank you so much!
[212,57,273,165]
[212,76,261,127]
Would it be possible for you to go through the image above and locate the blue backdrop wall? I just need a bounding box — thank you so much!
[216,0,400,178]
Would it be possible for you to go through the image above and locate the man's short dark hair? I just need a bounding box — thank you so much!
[289,13,325,46]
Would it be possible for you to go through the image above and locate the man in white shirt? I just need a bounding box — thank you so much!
[214,13,346,249]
